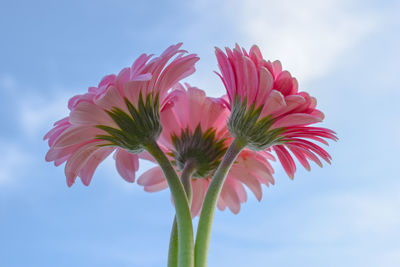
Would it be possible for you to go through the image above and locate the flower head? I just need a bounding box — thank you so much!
[137,85,275,215]
[44,43,199,186]
[215,44,337,178]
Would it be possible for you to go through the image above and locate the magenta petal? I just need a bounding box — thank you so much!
[272,113,322,129]
[274,145,296,179]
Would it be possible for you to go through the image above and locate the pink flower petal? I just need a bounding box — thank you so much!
[275,71,293,96]
[79,147,114,186]
[144,181,169,192]
[274,145,296,179]
[137,166,165,186]
[221,182,241,214]
[53,126,103,148]
[271,113,322,129]
[114,148,139,183]
[64,140,108,187]
[228,167,263,201]
[260,90,286,118]
[69,101,116,127]
[191,179,207,217]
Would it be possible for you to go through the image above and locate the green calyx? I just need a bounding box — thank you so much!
[95,92,162,153]
[170,125,227,178]
[228,96,287,151]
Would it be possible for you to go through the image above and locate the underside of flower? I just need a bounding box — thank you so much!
[170,125,227,178]
[217,44,337,178]
[228,96,286,151]
[96,93,162,153]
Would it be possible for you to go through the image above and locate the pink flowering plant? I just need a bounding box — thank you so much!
[44,43,336,267]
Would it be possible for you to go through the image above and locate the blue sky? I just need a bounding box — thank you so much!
[1,0,399,266]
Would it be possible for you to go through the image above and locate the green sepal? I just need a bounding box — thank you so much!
[171,125,227,178]
[95,92,162,153]
[228,96,287,150]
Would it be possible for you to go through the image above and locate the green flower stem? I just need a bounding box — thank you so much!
[144,140,195,267]
[168,220,179,267]
[168,160,197,267]
[194,138,247,267]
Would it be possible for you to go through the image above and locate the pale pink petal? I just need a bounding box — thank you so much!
[260,90,286,118]
[69,102,116,127]
[191,179,207,217]
[53,126,103,148]
[244,57,259,105]
[45,142,84,162]
[130,53,153,74]
[187,86,206,131]
[79,147,114,186]
[255,67,274,108]
[229,166,263,201]
[98,74,116,88]
[217,196,226,211]
[200,97,229,131]
[114,148,139,183]
[144,181,169,192]
[64,140,108,187]
[156,55,199,97]
[137,151,156,163]
[137,166,165,186]
[45,124,71,147]
[228,178,247,203]
[221,182,241,214]
[68,93,95,110]
[44,117,69,140]
[273,95,306,118]
[94,85,127,112]
[274,71,293,96]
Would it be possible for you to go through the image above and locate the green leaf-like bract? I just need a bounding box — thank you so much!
[228,96,287,151]
[95,92,162,153]
[170,125,227,178]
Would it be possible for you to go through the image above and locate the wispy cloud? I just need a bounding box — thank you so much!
[211,182,400,266]
[0,142,32,186]
[18,91,69,138]
[187,0,379,84]
[239,0,379,81]
[302,186,400,244]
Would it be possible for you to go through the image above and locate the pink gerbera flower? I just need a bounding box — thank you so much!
[215,44,337,178]
[44,43,199,186]
[137,85,275,215]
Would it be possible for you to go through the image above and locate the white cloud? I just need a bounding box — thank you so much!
[302,185,400,244]
[0,73,73,138]
[239,0,378,82]
[210,182,400,266]
[18,90,70,138]
[0,142,32,186]
[188,0,378,84]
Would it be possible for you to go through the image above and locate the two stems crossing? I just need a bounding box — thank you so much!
[147,138,246,267]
